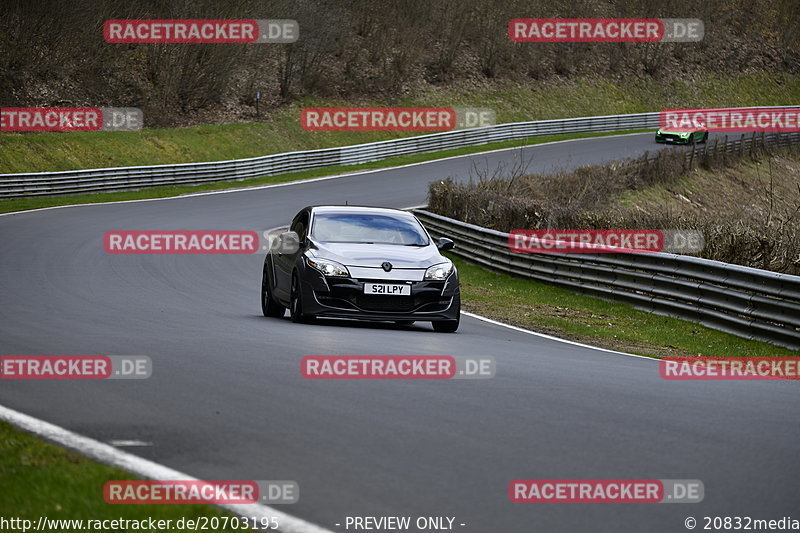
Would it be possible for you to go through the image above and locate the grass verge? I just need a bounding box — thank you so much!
[0,421,246,532]
[2,72,799,174]
[0,129,646,215]
[452,256,797,358]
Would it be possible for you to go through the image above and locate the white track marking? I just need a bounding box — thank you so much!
[400,203,658,360]
[0,134,650,532]
[0,133,650,218]
[461,311,657,361]
[0,405,334,533]
[107,439,152,447]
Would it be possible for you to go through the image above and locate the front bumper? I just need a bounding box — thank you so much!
[655,132,691,144]
[299,266,460,322]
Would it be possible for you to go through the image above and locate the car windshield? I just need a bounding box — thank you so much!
[664,120,703,131]
[311,212,429,245]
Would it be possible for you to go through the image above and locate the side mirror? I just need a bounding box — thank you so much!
[277,231,300,254]
[436,237,455,251]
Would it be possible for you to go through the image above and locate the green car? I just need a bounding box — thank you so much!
[655,122,708,144]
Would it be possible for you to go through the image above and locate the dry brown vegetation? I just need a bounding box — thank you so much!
[428,138,800,274]
[2,0,799,126]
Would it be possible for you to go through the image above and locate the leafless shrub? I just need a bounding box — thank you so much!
[429,140,800,274]
[2,0,798,125]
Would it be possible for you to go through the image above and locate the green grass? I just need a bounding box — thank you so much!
[452,256,797,358]
[0,421,246,532]
[2,72,799,175]
[0,129,646,215]
[2,70,798,214]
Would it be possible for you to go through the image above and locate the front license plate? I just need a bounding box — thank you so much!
[364,283,411,296]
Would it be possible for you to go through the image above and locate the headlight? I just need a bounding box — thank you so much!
[424,260,453,281]
[306,256,350,277]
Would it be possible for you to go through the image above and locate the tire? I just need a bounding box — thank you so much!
[701,132,708,143]
[290,272,312,323]
[432,295,460,333]
[261,264,285,318]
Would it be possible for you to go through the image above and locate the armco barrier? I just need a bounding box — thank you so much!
[414,210,800,351]
[2,106,799,198]
[685,131,800,165]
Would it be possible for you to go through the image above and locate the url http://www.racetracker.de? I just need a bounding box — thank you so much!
[0,515,281,532]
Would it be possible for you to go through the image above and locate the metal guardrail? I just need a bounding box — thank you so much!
[683,131,800,164]
[414,210,800,350]
[2,106,799,198]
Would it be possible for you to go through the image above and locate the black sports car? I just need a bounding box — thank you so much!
[261,206,461,332]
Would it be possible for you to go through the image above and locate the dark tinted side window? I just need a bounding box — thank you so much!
[290,211,310,240]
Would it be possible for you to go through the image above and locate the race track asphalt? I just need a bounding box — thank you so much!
[1,132,798,532]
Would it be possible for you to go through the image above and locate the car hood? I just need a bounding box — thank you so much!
[310,241,446,269]
[657,129,692,135]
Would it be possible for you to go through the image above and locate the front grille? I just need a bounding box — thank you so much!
[355,294,416,312]
[316,295,357,310]
[315,278,451,313]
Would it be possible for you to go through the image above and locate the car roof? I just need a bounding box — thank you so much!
[305,205,416,217]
